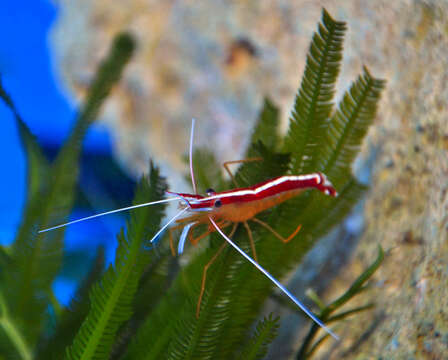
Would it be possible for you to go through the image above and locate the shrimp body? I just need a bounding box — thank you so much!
[39,118,340,340]
[171,172,337,223]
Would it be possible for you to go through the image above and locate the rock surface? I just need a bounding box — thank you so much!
[51,0,448,358]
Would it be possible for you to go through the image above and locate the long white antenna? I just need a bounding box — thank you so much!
[149,207,189,243]
[189,118,198,194]
[38,197,181,233]
[208,217,339,341]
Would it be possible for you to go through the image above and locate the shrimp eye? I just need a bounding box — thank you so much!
[214,199,222,208]
[206,188,216,195]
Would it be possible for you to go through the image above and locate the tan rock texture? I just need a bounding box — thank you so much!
[51,1,448,359]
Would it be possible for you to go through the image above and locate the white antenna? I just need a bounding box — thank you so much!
[149,207,189,243]
[208,216,339,341]
[38,197,181,233]
[189,118,197,194]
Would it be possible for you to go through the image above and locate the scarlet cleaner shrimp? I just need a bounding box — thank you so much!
[40,118,339,340]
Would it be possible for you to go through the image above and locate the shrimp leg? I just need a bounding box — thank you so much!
[251,218,302,243]
[222,158,263,187]
[196,223,237,318]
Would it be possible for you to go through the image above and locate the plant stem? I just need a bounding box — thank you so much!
[0,293,32,360]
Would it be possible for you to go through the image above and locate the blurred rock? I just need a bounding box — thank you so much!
[51,0,448,358]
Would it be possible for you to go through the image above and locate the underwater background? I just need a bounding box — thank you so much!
[1,1,447,358]
[0,0,135,306]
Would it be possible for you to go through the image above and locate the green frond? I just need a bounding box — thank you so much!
[166,243,247,360]
[43,32,135,230]
[248,98,280,154]
[0,246,12,271]
[0,81,50,357]
[0,78,48,244]
[135,238,248,360]
[233,98,286,188]
[0,81,52,343]
[109,247,174,360]
[2,8,387,360]
[0,79,49,198]
[258,177,367,309]
[0,32,136,350]
[188,148,226,193]
[327,245,384,312]
[284,9,346,174]
[35,247,105,360]
[297,246,384,359]
[237,314,279,360]
[65,163,167,360]
[122,282,187,360]
[303,177,368,240]
[124,227,260,360]
[234,141,290,188]
[210,166,367,357]
[319,67,386,188]
[18,120,49,200]
[58,33,135,157]
[122,247,208,360]
[326,304,374,323]
[118,10,384,360]
[208,227,284,358]
[0,292,32,360]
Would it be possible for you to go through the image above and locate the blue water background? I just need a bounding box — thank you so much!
[0,0,134,305]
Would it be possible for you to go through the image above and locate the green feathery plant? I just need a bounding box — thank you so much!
[0,32,135,359]
[0,8,385,360]
[296,245,384,359]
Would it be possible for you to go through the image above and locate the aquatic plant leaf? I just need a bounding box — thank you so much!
[2,8,387,360]
[0,292,33,360]
[124,223,258,360]
[35,247,105,360]
[109,246,175,360]
[319,67,386,188]
[59,33,135,158]
[327,245,384,312]
[122,280,187,360]
[326,304,374,323]
[304,177,368,240]
[234,141,290,188]
[248,98,280,153]
[296,246,384,359]
[233,97,286,188]
[0,80,50,348]
[284,9,346,174]
[1,32,135,350]
[126,9,385,360]
[129,102,287,360]
[0,78,49,198]
[187,148,226,193]
[0,246,12,271]
[65,163,167,360]
[237,314,280,360]
[0,32,135,352]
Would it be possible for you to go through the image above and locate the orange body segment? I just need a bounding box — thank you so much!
[209,188,305,223]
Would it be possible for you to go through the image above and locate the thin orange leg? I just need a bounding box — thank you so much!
[196,223,238,318]
[186,222,204,245]
[189,221,230,246]
[243,221,258,263]
[251,217,302,243]
[223,157,263,187]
